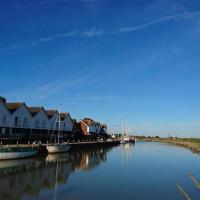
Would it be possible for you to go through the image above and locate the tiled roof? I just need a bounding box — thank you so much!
[46,110,57,119]
[82,119,94,126]
[28,107,43,116]
[6,102,24,113]
[60,112,69,121]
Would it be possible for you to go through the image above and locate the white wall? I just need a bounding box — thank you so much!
[0,102,10,127]
[32,110,49,130]
[62,114,73,131]
[10,105,32,128]
[49,112,59,130]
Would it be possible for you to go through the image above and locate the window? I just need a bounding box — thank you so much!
[23,118,29,128]
[51,122,54,129]
[2,128,6,135]
[14,117,21,127]
[2,115,7,124]
[41,120,46,129]
[35,119,40,128]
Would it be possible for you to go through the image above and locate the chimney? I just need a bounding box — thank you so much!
[0,96,6,103]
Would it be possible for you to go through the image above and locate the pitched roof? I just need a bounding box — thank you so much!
[82,118,94,126]
[60,112,69,121]
[6,102,24,113]
[28,107,43,116]
[46,110,58,119]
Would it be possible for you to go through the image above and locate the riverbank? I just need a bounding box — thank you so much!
[1,139,121,155]
[138,137,200,154]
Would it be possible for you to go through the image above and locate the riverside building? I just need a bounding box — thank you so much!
[0,97,107,142]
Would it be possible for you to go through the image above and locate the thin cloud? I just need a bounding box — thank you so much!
[32,78,85,100]
[4,12,200,50]
[116,12,189,33]
[3,77,86,103]
[82,28,104,37]
[4,31,78,50]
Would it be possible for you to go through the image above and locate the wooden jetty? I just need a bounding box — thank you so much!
[1,139,121,156]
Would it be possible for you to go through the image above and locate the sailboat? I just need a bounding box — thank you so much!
[46,106,70,154]
[120,121,136,144]
[120,121,129,144]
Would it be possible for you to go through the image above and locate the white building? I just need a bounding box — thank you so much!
[28,107,49,130]
[0,97,11,135]
[0,96,75,139]
[6,102,32,129]
[80,118,103,135]
[60,112,73,131]
[46,110,59,130]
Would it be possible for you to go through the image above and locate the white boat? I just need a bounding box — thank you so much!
[46,105,71,154]
[120,136,129,144]
[120,121,130,144]
[46,143,70,154]
[120,121,136,144]
[0,147,38,160]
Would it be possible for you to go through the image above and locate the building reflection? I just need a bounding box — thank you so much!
[0,146,114,200]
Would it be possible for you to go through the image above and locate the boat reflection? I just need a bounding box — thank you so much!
[0,146,114,200]
[121,143,135,167]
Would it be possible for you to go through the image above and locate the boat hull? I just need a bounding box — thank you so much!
[0,150,38,160]
[46,144,70,154]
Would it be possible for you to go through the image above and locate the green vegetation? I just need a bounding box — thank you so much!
[136,136,200,154]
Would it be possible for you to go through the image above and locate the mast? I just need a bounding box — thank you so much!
[58,104,61,144]
[121,121,123,136]
[126,121,128,136]
[58,113,60,144]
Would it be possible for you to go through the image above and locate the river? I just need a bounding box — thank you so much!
[0,142,200,200]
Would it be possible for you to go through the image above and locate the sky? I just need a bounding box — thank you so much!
[1,0,200,137]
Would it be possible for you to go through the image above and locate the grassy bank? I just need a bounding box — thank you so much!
[137,137,200,154]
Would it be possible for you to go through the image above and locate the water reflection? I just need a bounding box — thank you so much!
[121,143,135,167]
[0,146,114,200]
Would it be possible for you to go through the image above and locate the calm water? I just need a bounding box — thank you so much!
[1,142,200,200]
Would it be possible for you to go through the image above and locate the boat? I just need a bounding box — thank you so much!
[120,121,136,144]
[120,121,129,144]
[46,143,70,154]
[0,147,38,160]
[120,136,129,144]
[46,105,70,154]
[129,136,136,143]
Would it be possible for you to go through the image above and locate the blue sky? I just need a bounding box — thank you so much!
[1,0,200,137]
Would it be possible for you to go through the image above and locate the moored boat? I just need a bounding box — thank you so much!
[0,147,38,160]
[120,136,129,144]
[46,105,71,154]
[129,137,136,143]
[46,143,70,154]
